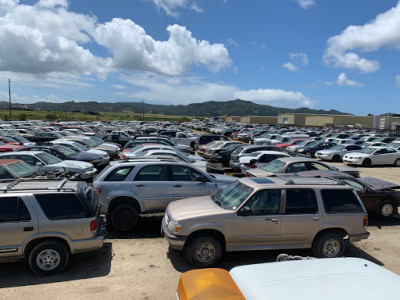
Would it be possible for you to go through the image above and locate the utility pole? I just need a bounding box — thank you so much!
[142,98,144,121]
[8,78,11,116]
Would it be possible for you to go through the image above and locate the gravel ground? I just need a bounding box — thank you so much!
[1,164,400,300]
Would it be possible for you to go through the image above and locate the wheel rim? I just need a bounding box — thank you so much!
[36,249,60,271]
[307,152,312,157]
[381,203,393,217]
[195,242,216,263]
[322,239,341,257]
[395,159,400,167]
[117,209,133,225]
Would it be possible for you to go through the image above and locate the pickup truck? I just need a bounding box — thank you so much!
[102,131,134,146]
[160,131,197,148]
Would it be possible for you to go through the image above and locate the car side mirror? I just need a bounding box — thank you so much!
[36,162,43,167]
[238,206,251,216]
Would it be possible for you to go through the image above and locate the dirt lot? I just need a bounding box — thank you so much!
[1,164,400,300]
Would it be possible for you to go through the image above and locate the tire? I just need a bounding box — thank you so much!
[362,158,372,167]
[205,163,225,174]
[394,159,400,167]
[186,235,222,268]
[379,200,395,219]
[29,241,70,276]
[312,232,345,258]
[332,155,341,162]
[111,204,138,231]
[306,152,313,158]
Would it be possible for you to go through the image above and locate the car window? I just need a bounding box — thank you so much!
[0,166,12,179]
[170,165,206,182]
[244,189,281,215]
[134,165,167,181]
[321,189,364,214]
[285,189,318,214]
[286,162,308,173]
[260,160,285,172]
[307,162,330,171]
[36,193,88,220]
[0,197,31,222]
[14,155,40,166]
[104,166,134,181]
[7,161,37,177]
[340,179,364,191]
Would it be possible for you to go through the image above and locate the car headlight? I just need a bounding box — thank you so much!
[167,217,182,234]
[90,159,100,164]
[297,149,305,153]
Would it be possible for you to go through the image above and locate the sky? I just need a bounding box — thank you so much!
[0,0,400,115]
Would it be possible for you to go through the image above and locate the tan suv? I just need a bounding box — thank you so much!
[162,176,370,267]
[0,179,106,275]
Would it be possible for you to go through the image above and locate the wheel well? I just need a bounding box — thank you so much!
[312,228,347,247]
[184,229,226,250]
[24,237,70,259]
[108,196,141,214]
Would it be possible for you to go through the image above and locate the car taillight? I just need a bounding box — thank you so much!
[90,219,98,232]
[250,165,257,168]
[245,172,253,177]
[96,187,102,195]
[363,215,368,228]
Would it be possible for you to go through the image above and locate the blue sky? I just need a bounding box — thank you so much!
[0,0,399,115]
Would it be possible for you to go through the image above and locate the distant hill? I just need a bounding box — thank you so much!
[1,99,349,117]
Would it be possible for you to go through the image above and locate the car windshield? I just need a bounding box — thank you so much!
[72,142,89,151]
[359,148,376,154]
[296,140,310,146]
[10,135,29,143]
[89,137,102,146]
[7,160,37,177]
[388,142,400,149]
[55,145,77,156]
[37,152,62,164]
[260,160,286,172]
[211,181,253,210]
[331,145,345,151]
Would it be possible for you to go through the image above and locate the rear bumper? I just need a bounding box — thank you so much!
[70,216,106,254]
[348,231,370,243]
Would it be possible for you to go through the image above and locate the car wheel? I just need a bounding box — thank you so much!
[306,152,313,158]
[332,155,341,162]
[111,204,138,231]
[379,200,395,219]
[206,163,225,174]
[186,235,222,268]
[312,232,345,258]
[394,159,400,167]
[29,241,70,276]
[362,158,372,167]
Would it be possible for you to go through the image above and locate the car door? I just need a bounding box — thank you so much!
[339,178,379,212]
[279,189,319,246]
[372,148,389,165]
[0,195,39,257]
[233,189,282,249]
[169,165,214,200]
[132,164,172,211]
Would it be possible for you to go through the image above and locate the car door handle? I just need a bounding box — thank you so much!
[24,227,33,232]
[313,217,320,221]
[173,184,182,188]
[265,218,278,223]
[136,184,145,187]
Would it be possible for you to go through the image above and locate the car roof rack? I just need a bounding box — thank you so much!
[277,176,345,186]
[0,178,77,193]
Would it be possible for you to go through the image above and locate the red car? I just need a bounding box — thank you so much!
[275,138,308,148]
[0,141,23,152]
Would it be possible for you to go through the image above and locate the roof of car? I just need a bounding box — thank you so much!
[239,176,350,188]
[0,179,83,193]
[1,151,43,156]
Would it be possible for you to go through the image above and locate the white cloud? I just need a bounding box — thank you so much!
[336,73,364,87]
[295,0,315,9]
[283,62,298,72]
[395,75,400,86]
[0,1,230,83]
[146,0,203,18]
[112,84,128,89]
[233,89,315,108]
[226,38,238,47]
[324,2,400,73]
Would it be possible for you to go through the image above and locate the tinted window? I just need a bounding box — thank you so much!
[36,193,88,220]
[285,189,318,214]
[321,189,364,213]
[0,166,13,179]
[170,165,206,182]
[0,197,31,222]
[105,166,134,181]
[134,165,167,181]
[245,189,281,215]
[286,162,308,173]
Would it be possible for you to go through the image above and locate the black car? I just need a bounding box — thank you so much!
[17,144,103,168]
[211,143,243,166]
[295,141,337,158]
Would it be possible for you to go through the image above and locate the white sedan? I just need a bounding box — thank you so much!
[343,146,400,167]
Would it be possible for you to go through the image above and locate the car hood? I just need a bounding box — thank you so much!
[51,160,92,170]
[330,165,360,174]
[208,173,237,185]
[344,152,369,158]
[167,196,229,221]
[358,177,400,190]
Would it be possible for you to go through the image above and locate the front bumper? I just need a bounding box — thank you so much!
[343,157,363,165]
[161,217,187,250]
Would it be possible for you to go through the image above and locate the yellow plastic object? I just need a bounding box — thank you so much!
[176,268,245,300]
